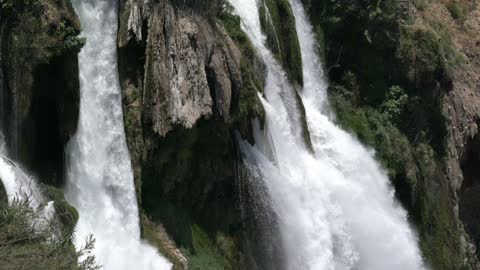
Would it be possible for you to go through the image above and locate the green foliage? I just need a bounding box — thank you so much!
[218,2,265,124]
[330,86,413,183]
[1,0,85,67]
[381,85,408,124]
[398,25,464,88]
[259,0,303,86]
[142,120,239,247]
[397,28,444,85]
[187,225,245,270]
[329,87,463,269]
[57,20,86,54]
[412,0,427,11]
[187,225,225,270]
[44,186,79,234]
[0,0,41,11]
[447,1,469,22]
[0,199,98,270]
[413,144,464,269]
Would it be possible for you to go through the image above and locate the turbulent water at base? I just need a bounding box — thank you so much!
[230,0,426,269]
[65,1,171,269]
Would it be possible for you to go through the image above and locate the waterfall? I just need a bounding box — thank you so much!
[0,149,43,208]
[64,1,171,269]
[230,0,426,269]
[0,137,55,227]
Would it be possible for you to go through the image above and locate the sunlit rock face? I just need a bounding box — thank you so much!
[119,0,242,137]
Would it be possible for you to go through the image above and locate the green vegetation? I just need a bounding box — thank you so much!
[0,0,83,187]
[44,186,79,234]
[259,0,303,86]
[142,120,238,245]
[381,85,409,124]
[330,86,463,269]
[397,28,444,86]
[302,0,469,268]
[0,199,98,270]
[218,2,266,126]
[186,225,246,270]
[133,3,269,269]
[447,1,469,22]
[1,0,85,66]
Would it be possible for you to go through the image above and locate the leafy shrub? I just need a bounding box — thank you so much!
[218,1,265,124]
[381,85,408,124]
[0,199,98,270]
[397,28,444,86]
[447,1,468,22]
[186,225,245,270]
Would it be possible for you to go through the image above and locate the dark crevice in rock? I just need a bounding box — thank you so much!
[0,0,82,186]
[460,122,480,257]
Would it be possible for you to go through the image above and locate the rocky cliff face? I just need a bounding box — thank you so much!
[440,3,480,267]
[117,0,268,268]
[0,0,84,186]
[119,0,243,137]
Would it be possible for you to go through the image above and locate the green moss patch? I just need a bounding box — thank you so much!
[186,225,246,270]
[259,0,303,86]
[43,186,79,233]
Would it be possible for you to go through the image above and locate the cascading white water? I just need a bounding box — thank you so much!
[230,0,426,269]
[0,149,44,208]
[0,137,55,224]
[65,1,171,269]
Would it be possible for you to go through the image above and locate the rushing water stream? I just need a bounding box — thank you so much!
[230,0,426,269]
[0,137,55,226]
[65,1,171,269]
[0,147,45,208]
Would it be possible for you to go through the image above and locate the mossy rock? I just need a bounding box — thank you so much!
[43,186,78,232]
[259,0,303,86]
[219,4,266,129]
[187,225,247,270]
[141,119,239,246]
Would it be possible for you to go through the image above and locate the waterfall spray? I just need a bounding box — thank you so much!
[230,0,426,269]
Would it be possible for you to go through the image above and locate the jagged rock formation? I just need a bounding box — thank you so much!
[118,0,267,268]
[0,0,83,186]
[119,0,243,137]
